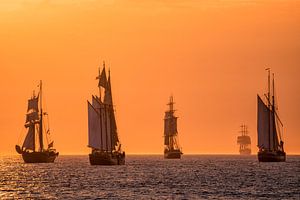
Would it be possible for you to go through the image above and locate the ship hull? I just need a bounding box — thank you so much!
[239,149,251,155]
[89,151,125,165]
[21,151,58,163]
[164,150,182,159]
[258,151,286,162]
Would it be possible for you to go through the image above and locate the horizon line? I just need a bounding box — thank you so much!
[2,153,300,156]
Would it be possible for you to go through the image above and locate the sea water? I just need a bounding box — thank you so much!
[0,155,299,199]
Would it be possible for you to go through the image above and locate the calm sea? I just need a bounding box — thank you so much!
[0,155,299,199]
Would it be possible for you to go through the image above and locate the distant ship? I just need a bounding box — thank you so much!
[257,69,286,162]
[87,62,125,165]
[164,96,182,159]
[15,81,59,163]
[237,124,251,155]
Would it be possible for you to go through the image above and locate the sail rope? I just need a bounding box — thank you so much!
[42,90,52,147]
[16,125,26,146]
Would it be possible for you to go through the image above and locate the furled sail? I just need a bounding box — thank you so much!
[22,125,35,150]
[257,95,270,149]
[27,97,39,112]
[88,102,102,149]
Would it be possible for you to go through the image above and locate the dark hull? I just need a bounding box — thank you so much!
[164,150,182,159]
[258,151,286,162]
[89,152,125,165]
[21,151,58,163]
[239,149,251,155]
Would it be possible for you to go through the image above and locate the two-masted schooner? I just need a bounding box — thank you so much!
[237,124,251,155]
[15,81,59,163]
[164,96,182,159]
[257,69,286,162]
[87,63,125,165]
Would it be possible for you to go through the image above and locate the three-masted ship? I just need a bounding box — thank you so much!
[164,96,182,159]
[257,69,286,162]
[237,124,251,155]
[87,62,125,165]
[15,81,59,163]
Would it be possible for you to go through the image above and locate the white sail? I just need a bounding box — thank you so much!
[110,108,119,148]
[164,112,178,136]
[257,95,270,149]
[98,67,107,88]
[106,108,112,151]
[88,67,121,152]
[92,95,101,108]
[88,102,102,149]
[27,97,39,112]
[270,110,279,150]
[171,117,178,135]
[164,118,170,145]
[104,76,113,105]
[99,106,112,151]
[105,75,119,148]
[26,111,39,123]
[99,107,106,150]
[164,106,178,147]
[22,125,35,150]
[237,136,251,145]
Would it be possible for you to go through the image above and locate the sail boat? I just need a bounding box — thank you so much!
[164,96,182,159]
[237,124,251,155]
[257,69,286,162]
[87,62,125,165]
[15,81,59,163]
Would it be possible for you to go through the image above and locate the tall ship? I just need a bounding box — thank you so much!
[237,124,251,155]
[15,81,59,163]
[257,69,286,162]
[87,62,125,165]
[164,96,182,159]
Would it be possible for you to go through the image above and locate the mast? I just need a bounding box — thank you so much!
[98,67,101,101]
[104,104,108,152]
[169,96,173,150]
[99,97,103,151]
[96,66,103,150]
[109,69,113,152]
[39,80,44,151]
[33,122,36,152]
[31,90,35,152]
[33,90,36,151]
[266,68,271,150]
[272,73,276,150]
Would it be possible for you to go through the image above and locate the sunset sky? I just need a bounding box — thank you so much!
[0,0,299,155]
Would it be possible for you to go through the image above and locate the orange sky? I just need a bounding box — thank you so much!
[0,0,299,155]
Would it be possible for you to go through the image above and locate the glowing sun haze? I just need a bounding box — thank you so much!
[0,0,299,155]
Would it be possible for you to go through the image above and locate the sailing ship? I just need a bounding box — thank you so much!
[237,124,251,155]
[15,81,59,163]
[87,62,125,165]
[257,69,286,162]
[164,96,182,159]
